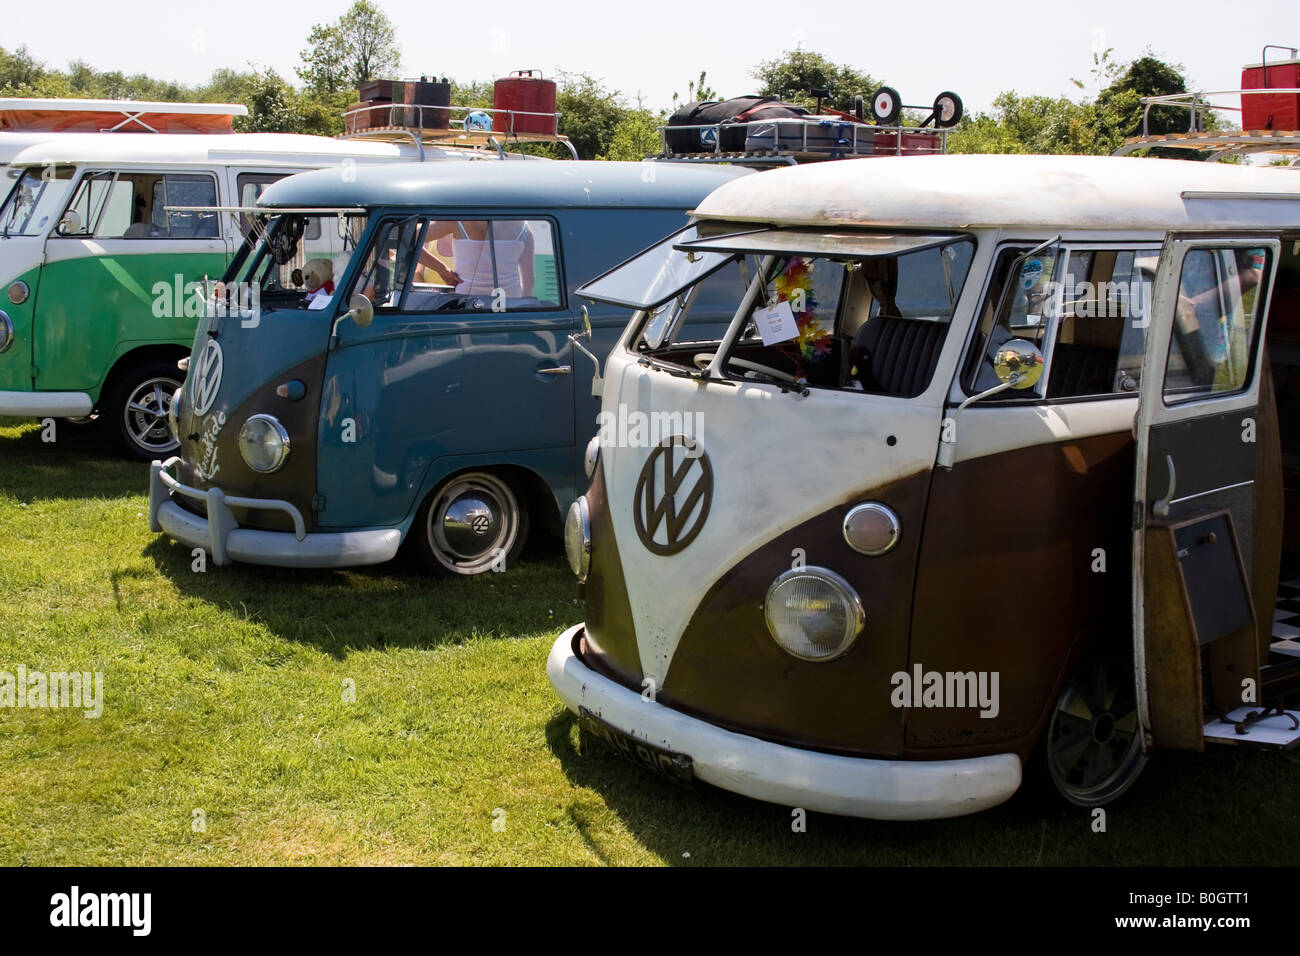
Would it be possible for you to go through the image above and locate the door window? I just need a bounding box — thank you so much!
[1163,246,1271,404]
[350,217,563,314]
[966,243,1158,400]
[63,172,220,239]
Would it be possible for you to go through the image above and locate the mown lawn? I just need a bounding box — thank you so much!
[0,416,1297,866]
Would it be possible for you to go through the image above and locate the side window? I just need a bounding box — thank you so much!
[1046,248,1156,398]
[236,173,287,239]
[966,244,1156,400]
[354,218,564,314]
[90,172,219,239]
[1163,246,1270,403]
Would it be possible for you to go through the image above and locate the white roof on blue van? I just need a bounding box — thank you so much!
[694,154,1300,232]
[258,160,750,210]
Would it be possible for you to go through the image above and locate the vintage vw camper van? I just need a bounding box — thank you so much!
[0,131,494,459]
[148,161,748,574]
[548,154,1300,818]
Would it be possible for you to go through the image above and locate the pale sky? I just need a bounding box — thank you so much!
[10,0,1295,117]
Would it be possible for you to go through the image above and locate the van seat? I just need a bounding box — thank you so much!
[1046,343,1116,398]
[852,315,947,397]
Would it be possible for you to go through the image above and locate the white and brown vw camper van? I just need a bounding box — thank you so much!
[548,154,1300,819]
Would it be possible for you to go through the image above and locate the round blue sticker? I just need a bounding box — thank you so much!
[1020,258,1044,290]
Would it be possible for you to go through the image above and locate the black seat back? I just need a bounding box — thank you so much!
[852,316,947,397]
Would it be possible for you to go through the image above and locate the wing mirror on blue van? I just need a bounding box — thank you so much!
[570,304,603,397]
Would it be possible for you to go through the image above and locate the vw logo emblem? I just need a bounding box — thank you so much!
[191,340,224,417]
[634,435,712,556]
[469,513,491,535]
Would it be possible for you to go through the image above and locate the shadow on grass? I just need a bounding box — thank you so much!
[0,419,145,501]
[143,532,576,658]
[542,708,1300,866]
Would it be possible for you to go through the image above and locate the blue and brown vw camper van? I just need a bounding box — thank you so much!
[549,154,1300,819]
[148,161,747,574]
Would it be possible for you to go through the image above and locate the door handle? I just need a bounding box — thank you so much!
[1152,454,1176,518]
[537,366,572,376]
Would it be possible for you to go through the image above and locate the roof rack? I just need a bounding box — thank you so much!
[0,98,248,134]
[650,117,949,167]
[1114,87,1300,163]
[339,102,578,160]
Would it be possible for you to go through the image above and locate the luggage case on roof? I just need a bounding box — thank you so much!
[665,96,809,152]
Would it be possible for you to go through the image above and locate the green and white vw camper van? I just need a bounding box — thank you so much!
[0,131,495,459]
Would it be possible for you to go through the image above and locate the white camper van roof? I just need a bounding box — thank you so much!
[693,154,1300,233]
[4,132,474,169]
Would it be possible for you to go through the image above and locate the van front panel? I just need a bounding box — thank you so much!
[589,347,944,755]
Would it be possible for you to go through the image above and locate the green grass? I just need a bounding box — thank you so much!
[1,416,1298,866]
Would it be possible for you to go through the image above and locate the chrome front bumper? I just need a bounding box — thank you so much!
[548,625,1023,820]
[148,457,401,568]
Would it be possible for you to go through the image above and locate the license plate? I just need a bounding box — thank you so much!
[579,707,694,786]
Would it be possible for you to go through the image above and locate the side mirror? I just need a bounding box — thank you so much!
[56,209,83,235]
[992,338,1045,390]
[344,292,374,329]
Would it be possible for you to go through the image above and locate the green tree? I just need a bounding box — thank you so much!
[671,71,717,108]
[298,0,401,97]
[554,71,624,161]
[751,50,877,111]
[602,99,664,161]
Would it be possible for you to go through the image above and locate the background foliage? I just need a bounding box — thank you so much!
[1,8,1216,159]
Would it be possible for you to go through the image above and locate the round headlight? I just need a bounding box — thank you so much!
[584,434,600,479]
[764,567,865,662]
[7,281,29,305]
[564,496,592,580]
[0,311,12,354]
[167,386,183,441]
[238,414,290,473]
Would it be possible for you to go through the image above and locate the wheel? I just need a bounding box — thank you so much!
[693,351,798,384]
[869,86,901,126]
[853,94,866,122]
[1045,657,1149,806]
[413,471,529,575]
[103,359,182,461]
[932,91,964,128]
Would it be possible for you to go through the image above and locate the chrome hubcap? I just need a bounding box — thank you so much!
[427,474,519,572]
[124,376,180,452]
[1048,659,1147,805]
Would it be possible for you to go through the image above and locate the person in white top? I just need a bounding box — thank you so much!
[418,220,535,298]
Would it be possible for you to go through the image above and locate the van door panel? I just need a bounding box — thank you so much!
[1134,235,1280,749]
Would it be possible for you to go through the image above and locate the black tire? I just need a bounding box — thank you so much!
[869,86,901,126]
[413,471,529,576]
[1043,656,1149,807]
[933,91,964,128]
[103,359,182,461]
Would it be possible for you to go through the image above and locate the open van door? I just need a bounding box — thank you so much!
[1133,232,1300,751]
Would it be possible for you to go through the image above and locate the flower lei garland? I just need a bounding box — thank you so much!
[769,257,832,361]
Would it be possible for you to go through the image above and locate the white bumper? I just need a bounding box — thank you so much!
[149,457,401,568]
[548,625,1023,820]
[0,390,93,417]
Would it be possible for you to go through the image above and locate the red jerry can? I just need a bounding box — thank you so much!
[493,70,559,135]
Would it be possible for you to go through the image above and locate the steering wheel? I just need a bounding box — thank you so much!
[693,352,799,384]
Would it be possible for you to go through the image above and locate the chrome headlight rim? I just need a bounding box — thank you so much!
[237,413,290,474]
[6,281,29,306]
[843,502,901,556]
[764,566,865,663]
[583,434,600,479]
[564,495,592,581]
[0,311,12,354]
